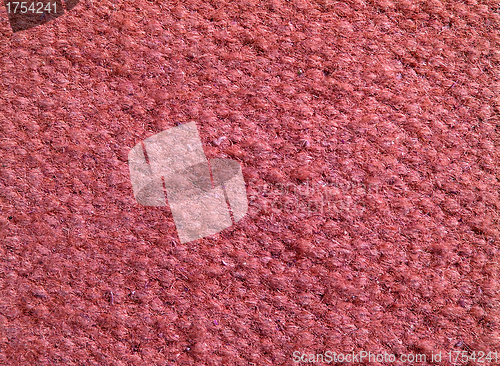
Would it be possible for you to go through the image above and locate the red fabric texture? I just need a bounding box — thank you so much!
[1,0,500,365]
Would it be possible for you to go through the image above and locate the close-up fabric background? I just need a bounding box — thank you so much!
[1,0,500,365]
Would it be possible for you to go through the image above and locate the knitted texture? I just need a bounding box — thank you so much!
[1,0,500,365]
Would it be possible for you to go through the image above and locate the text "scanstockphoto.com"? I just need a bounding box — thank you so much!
[293,351,439,364]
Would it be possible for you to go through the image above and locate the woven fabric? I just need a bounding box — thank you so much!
[1,0,500,365]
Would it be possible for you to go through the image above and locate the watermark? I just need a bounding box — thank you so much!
[128,122,248,244]
[293,350,499,364]
[293,351,429,364]
[247,179,368,218]
[4,0,80,32]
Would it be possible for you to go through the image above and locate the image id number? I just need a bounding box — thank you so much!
[448,351,498,363]
[5,2,57,14]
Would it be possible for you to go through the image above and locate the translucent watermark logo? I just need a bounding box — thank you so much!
[4,0,80,32]
[128,122,248,244]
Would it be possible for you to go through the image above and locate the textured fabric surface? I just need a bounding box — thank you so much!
[1,0,500,365]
